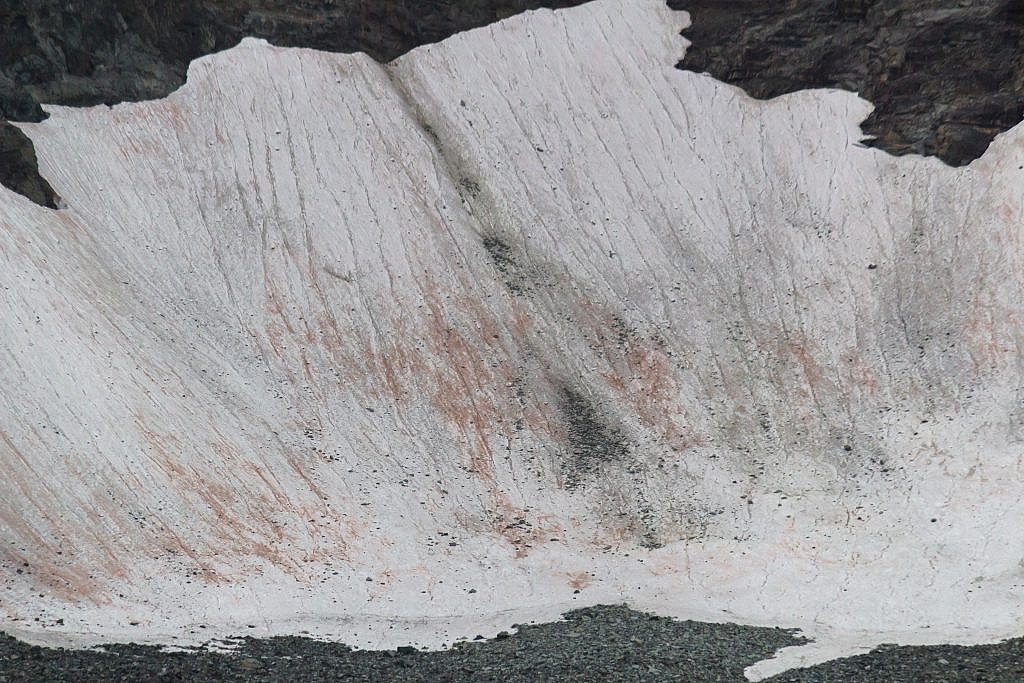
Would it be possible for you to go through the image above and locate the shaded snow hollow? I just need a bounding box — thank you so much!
[1,0,1023,678]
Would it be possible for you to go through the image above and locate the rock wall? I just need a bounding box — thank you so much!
[678,0,1024,165]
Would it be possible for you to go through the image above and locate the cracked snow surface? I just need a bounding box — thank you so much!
[1,0,1023,679]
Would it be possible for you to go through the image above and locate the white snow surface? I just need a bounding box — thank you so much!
[2,0,1023,677]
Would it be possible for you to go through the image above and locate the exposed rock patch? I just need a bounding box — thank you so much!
[556,386,630,489]
[677,0,1024,165]
[0,123,56,207]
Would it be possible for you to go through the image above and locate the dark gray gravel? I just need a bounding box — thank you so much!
[1,605,1021,682]
[0,605,798,682]
[769,638,1024,683]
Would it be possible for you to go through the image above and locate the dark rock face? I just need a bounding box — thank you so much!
[0,1,1022,205]
[0,124,56,207]
[0,0,588,205]
[677,0,1024,166]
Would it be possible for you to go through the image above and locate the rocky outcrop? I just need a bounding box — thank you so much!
[0,124,56,207]
[677,0,1024,165]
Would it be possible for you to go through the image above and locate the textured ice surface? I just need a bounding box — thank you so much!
[1,0,1023,677]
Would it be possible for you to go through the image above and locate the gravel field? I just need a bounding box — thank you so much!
[2,605,1021,682]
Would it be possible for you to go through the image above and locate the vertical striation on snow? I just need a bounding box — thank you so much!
[1,0,1023,675]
